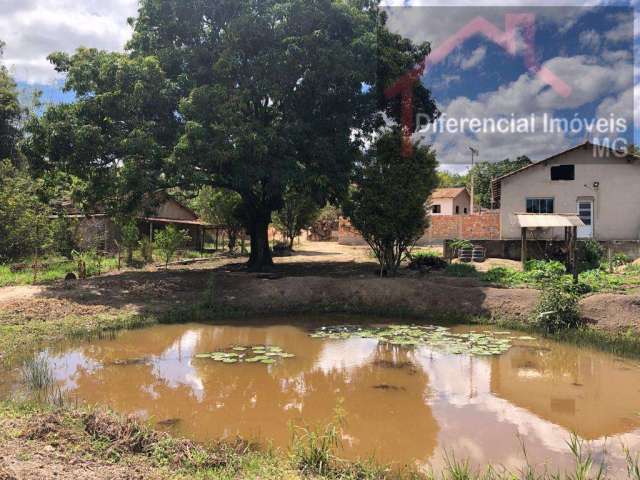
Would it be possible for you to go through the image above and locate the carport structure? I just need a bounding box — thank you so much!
[515,213,585,282]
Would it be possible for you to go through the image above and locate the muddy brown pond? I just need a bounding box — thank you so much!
[3,317,640,473]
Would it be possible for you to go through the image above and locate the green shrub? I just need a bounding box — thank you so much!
[445,263,477,277]
[120,220,139,265]
[154,225,191,268]
[579,239,603,271]
[524,260,566,279]
[579,269,624,292]
[408,251,448,271]
[535,283,582,333]
[482,267,523,285]
[610,253,632,269]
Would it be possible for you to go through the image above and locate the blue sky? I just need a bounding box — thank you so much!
[2,0,638,172]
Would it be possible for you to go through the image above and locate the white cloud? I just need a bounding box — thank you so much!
[460,46,487,70]
[604,18,634,44]
[0,0,137,84]
[383,3,602,51]
[601,49,632,63]
[419,54,634,168]
[579,30,601,50]
[596,86,635,132]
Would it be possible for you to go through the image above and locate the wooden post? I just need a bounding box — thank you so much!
[564,227,570,271]
[571,226,578,283]
[521,227,528,270]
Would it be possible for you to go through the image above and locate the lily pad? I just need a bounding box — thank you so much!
[309,324,514,357]
[194,345,295,365]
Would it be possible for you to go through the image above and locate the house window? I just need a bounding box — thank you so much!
[464,208,468,214]
[526,198,554,214]
[432,204,441,214]
[551,165,575,181]
[455,206,460,214]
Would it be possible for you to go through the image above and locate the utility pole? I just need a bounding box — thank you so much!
[469,147,479,214]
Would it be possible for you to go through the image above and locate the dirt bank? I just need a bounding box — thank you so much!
[581,293,640,332]
[213,274,539,322]
[0,239,639,359]
[0,264,638,334]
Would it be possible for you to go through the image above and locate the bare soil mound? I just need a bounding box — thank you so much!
[580,294,640,332]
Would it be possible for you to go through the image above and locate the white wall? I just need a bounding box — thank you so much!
[500,147,640,240]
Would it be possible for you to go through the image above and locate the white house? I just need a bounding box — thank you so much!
[492,142,640,241]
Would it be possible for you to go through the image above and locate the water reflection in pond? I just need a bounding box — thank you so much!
[4,319,640,473]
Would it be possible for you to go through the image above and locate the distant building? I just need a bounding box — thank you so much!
[57,193,213,252]
[429,188,471,216]
[492,142,640,241]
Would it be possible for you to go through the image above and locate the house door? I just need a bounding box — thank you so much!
[577,200,593,238]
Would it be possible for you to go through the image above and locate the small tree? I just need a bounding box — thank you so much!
[0,160,51,263]
[154,225,191,269]
[120,220,139,266]
[192,187,243,252]
[272,187,319,250]
[344,129,438,276]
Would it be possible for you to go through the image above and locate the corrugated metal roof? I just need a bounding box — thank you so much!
[515,213,585,228]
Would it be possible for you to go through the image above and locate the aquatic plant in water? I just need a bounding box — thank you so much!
[309,325,535,356]
[194,345,295,365]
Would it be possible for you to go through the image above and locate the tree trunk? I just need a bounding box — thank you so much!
[288,235,295,251]
[247,212,274,271]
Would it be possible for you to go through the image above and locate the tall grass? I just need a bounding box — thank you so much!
[20,353,54,391]
[19,353,67,407]
[290,403,344,476]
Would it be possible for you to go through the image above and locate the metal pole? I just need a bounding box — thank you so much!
[571,226,578,284]
[469,147,479,215]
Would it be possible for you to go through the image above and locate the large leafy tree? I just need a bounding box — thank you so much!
[0,41,24,163]
[25,0,438,271]
[23,49,180,216]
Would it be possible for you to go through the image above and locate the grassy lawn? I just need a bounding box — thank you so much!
[0,249,222,288]
[0,257,122,288]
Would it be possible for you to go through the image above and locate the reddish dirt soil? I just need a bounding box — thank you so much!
[0,241,638,333]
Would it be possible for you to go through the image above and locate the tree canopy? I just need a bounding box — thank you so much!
[345,128,438,276]
[24,0,438,270]
[0,41,23,164]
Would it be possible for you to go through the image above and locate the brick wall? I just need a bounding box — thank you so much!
[338,213,500,246]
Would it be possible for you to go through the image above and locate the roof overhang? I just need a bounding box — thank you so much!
[515,213,585,228]
[141,217,213,227]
